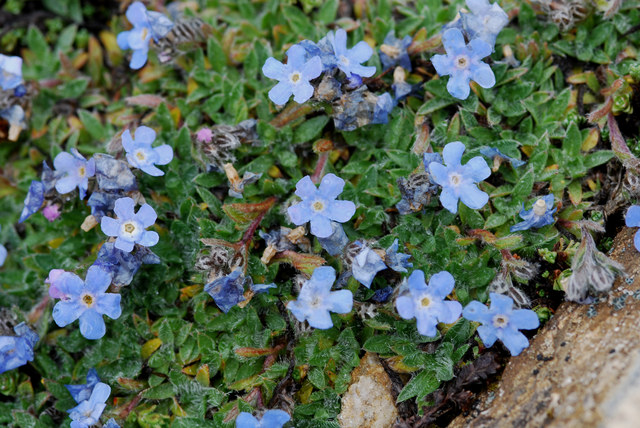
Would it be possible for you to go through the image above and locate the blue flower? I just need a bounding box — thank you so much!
[52,266,122,340]
[372,92,394,125]
[117,2,174,69]
[205,269,246,313]
[100,197,159,253]
[462,292,539,356]
[327,29,376,78]
[461,0,509,49]
[94,154,138,192]
[92,242,160,286]
[287,174,356,238]
[625,205,640,252]
[236,409,291,428]
[317,222,350,256]
[66,368,100,404]
[351,243,387,288]
[19,180,45,223]
[287,266,353,329]
[428,141,491,214]
[395,270,462,337]
[53,149,95,199]
[251,282,276,294]
[122,126,173,176]
[67,382,111,428]
[104,419,121,428]
[385,239,412,273]
[0,322,38,374]
[0,243,6,267]
[379,31,412,71]
[510,195,556,232]
[479,147,526,168]
[0,54,22,90]
[262,44,322,105]
[87,191,126,221]
[371,286,393,303]
[431,28,495,100]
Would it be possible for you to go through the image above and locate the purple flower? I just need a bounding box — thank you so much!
[626,205,640,252]
[385,239,412,273]
[53,149,95,199]
[431,28,495,100]
[510,195,556,232]
[463,292,539,356]
[351,243,387,288]
[461,0,509,49]
[0,54,22,90]
[428,141,491,214]
[100,197,159,253]
[236,409,291,428]
[46,268,68,300]
[204,269,246,313]
[117,2,173,69]
[379,31,412,71]
[122,126,173,176]
[52,266,122,340]
[287,266,353,329]
[395,270,462,337]
[43,204,61,221]
[67,382,111,428]
[18,180,45,223]
[287,174,356,238]
[0,322,38,374]
[327,29,376,78]
[92,242,160,287]
[262,44,322,105]
[66,368,100,404]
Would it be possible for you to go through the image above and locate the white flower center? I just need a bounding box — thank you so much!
[120,220,141,240]
[455,55,469,69]
[81,292,95,308]
[310,296,323,308]
[339,55,350,66]
[492,314,509,328]
[449,172,463,187]
[533,199,547,217]
[289,72,302,84]
[312,200,325,212]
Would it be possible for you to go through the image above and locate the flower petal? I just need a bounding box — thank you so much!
[85,266,112,294]
[442,28,466,53]
[292,81,315,103]
[153,145,173,165]
[96,293,122,320]
[260,410,291,427]
[126,2,148,27]
[331,29,348,56]
[415,311,438,337]
[306,266,336,295]
[134,204,157,227]
[462,300,492,324]
[407,270,427,293]
[55,176,77,195]
[53,301,84,327]
[235,412,260,428]
[439,300,463,324]
[138,231,159,247]
[442,141,466,166]
[301,56,323,81]
[101,216,121,237]
[458,183,489,210]
[510,309,540,330]
[447,71,471,99]
[428,271,455,298]
[140,164,164,176]
[262,57,286,80]
[295,175,317,199]
[287,202,312,226]
[79,310,106,340]
[476,324,498,347]
[431,54,452,77]
[310,215,333,238]
[134,126,156,145]
[470,62,496,88]
[117,31,131,50]
[121,129,135,152]
[327,200,356,223]
[489,292,513,314]
[307,309,333,329]
[469,38,492,60]
[286,44,306,70]
[428,162,449,186]
[626,205,640,227]
[114,197,135,220]
[439,186,460,214]
[115,237,135,253]
[465,156,491,182]
[129,48,149,70]
[499,328,530,356]
[268,81,293,105]
[325,290,353,314]
[396,295,416,320]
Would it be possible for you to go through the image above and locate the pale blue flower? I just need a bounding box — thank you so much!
[0,243,5,267]
[263,44,322,105]
[461,0,509,49]
[104,419,121,428]
[625,205,640,252]
[372,92,394,124]
[463,292,539,356]
[287,266,353,329]
[52,266,122,340]
[117,2,173,69]
[94,154,138,192]
[428,141,491,214]
[385,239,412,273]
[317,222,349,256]
[122,126,173,176]
[205,269,246,313]
[67,382,111,428]
[19,181,45,223]
[100,197,159,253]
[479,147,526,168]
[287,174,356,238]
[431,28,495,100]
[379,31,412,71]
[0,322,38,374]
[0,54,22,90]
[53,149,95,199]
[66,368,100,404]
[351,243,387,288]
[510,195,556,232]
[395,270,462,337]
[327,29,376,78]
[251,282,276,294]
[87,191,126,221]
[236,409,290,428]
[92,242,160,286]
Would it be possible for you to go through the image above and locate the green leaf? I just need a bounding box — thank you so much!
[78,109,106,141]
[584,150,614,169]
[294,116,329,143]
[511,168,535,201]
[315,0,339,23]
[396,369,439,402]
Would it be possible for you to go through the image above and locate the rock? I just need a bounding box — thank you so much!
[449,227,640,428]
[338,352,398,428]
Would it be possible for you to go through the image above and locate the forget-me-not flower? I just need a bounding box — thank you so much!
[463,292,539,356]
[510,195,556,232]
[327,29,376,78]
[395,270,462,337]
[52,266,122,340]
[67,381,111,428]
[461,0,509,49]
[0,322,38,374]
[0,225,6,268]
[385,239,413,273]
[93,154,138,192]
[100,197,159,253]
[117,2,174,69]
[431,28,495,100]
[66,368,100,404]
[428,141,491,214]
[480,147,526,169]
[19,180,45,223]
[287,174,356,238]
[379,31,412,71]
[625,205,640,252]
[0,54,22,90]
[317,222,350,256]
[236,409,290,428]
[104,419,121,428]
[351,243,387,288]
[262,44,322,105]
[204,269,246,313]
[54,149,95,200]
[93,242,160,287]
[122,126,173,176]
[287,266,353,329]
